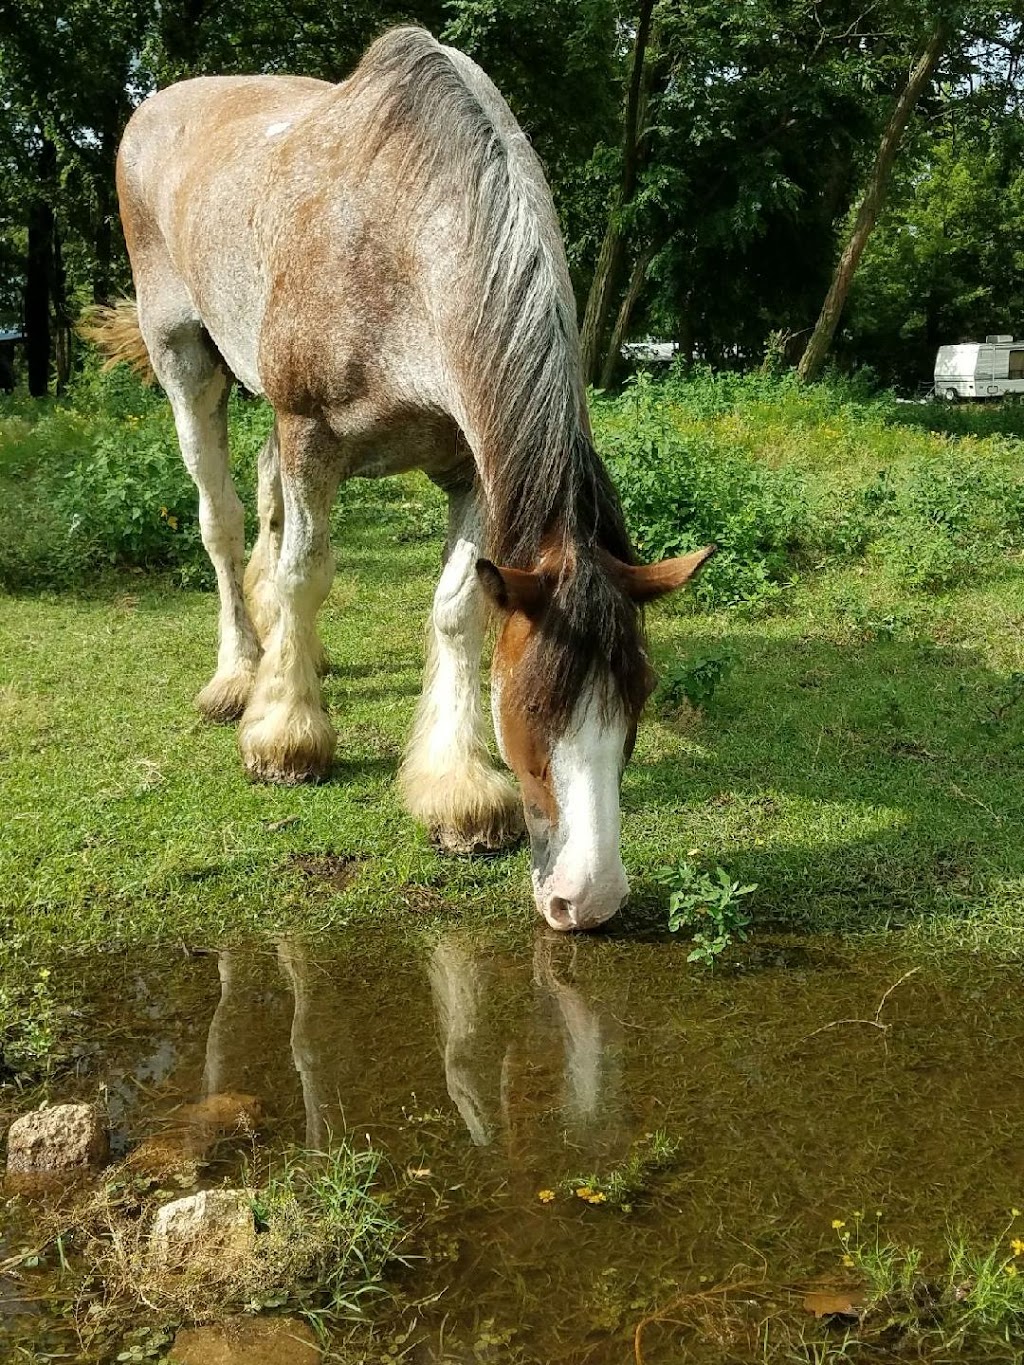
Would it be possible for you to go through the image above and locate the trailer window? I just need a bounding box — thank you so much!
[1009,350,1024,379]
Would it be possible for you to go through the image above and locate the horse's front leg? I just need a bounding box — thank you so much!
[399,490,523,852]
[238,418,338,783]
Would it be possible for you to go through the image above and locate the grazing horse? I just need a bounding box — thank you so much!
[89,27,713,931]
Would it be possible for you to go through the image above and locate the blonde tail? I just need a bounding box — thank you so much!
[77,298,156,385]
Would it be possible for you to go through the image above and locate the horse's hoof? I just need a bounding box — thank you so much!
[195,666,257,724]
[238,703,336,783]
[430,801,525,857]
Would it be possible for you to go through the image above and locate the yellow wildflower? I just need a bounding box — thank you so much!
[832,1219,846,1231]
[537,1189,556,1204]
[1014,1208,1022,1218]
[159,506,168,518]
[587,1192,607,1204]
[842,1254,855,1268]
[575,1186,594,1200]
[1011,1239,1024,1257]
[1006,1263,1019,1279]
[167,515,178,530]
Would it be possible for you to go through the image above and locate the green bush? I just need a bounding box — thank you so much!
[594,369,1024,607]
[2,365,1021,600]
[0,368,443,591]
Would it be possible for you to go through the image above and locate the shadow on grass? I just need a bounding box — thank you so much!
[625,625,1023,936]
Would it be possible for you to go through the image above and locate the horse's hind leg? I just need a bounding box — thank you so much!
[243,420,328,674]
[243,421,283,646]
[399,484,523,853]
[238,415,338,783]
[142,303,260,721]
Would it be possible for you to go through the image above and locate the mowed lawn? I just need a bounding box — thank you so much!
[1,378,1023,956]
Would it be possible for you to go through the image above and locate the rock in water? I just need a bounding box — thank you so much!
[168,1317,320,1364]
[5,1103,109,1173]
[149,1189,256,1270]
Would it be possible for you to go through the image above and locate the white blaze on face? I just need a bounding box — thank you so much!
[533,688,630,931]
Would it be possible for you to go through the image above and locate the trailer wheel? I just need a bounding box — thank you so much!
[943,387,959,403]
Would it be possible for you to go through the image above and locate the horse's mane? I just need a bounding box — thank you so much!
[349,27,650,733]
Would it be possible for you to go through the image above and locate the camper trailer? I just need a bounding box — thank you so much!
[934,336,1024,400]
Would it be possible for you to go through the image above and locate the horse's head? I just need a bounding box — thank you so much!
[477,543,714,932]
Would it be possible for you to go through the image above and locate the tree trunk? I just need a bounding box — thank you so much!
[53,228,72,392]
[92,128,117,304]
[579,0,656,385]
[25,142,56,398]
[797,20,950,384]
[599,246,654,389]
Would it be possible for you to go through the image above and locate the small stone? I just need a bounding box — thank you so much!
[5,1103,108,1174]
[149,1189,256,1271]
[168,1316,320,1364]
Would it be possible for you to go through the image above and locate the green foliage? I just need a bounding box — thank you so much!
[834,1211,1024,1342]
[656,649,734,713]
[596,369,1024,608]
[249,1142,403,1315]
[0,937,61,1085]
[656,860,757,965]
[565,1131,679,1211]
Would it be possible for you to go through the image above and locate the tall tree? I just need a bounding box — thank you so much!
[579,0,656,385]
[798,16,952,382]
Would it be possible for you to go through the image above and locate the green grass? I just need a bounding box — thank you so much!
[1,368,1022,959]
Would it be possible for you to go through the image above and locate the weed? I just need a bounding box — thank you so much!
[656,861,758,965]
[656,649,735,714]
[0,937,65,1087]
[565,1131,679,1211]
[68,1138,403,1353]
[983,671,1024,732]
[832,1212,1024,1343]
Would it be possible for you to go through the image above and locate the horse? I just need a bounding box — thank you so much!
[85,26,714,931]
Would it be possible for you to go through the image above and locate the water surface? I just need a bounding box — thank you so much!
[4,928,1023,1362]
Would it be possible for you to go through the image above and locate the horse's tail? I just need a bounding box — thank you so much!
[77,298,156,385]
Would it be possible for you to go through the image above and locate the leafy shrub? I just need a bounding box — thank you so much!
[655,859,758,965]
[601,372,809,608]
[594,370,1024,607]
[656,649,735,713]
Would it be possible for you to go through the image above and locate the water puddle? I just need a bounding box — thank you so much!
[4,928,1024,1361]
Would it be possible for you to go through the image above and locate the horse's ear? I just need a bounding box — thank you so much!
[611,545,716,603]
[476,559,548,615]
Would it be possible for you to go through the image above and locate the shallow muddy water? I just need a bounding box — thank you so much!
[4,928,1024,1362]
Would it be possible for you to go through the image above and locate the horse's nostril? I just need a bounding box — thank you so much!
[547,896,574,929]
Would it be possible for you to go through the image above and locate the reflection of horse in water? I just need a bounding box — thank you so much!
[194,935,620,1169]
[430,936,609,1150]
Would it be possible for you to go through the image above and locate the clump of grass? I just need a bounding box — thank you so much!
[62,1140,403,1352]
[248,1143,403,1315]
[831,1211,1024,1347]
[564,1131,679,1211]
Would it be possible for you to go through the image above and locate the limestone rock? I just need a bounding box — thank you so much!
[149,1189,256,1271]
[5,1103,108,1173]
[169,1317,320,1364]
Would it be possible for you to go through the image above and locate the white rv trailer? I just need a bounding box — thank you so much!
[934,335,1024,400]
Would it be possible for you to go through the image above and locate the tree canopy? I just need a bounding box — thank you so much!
[0,0,1020,393]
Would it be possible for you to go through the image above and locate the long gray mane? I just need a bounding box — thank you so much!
[351,28,649,731]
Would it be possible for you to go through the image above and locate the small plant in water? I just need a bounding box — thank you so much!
[656,860,757,965]
[565,1130,679,1211]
